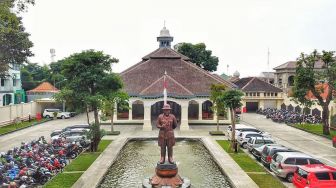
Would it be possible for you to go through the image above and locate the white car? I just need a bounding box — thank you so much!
[227,124,271,140]
[43,109,71,119]
[227,124,252,140]
[237,131,264,148]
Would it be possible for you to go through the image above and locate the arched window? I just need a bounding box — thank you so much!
[117,101,129,120]
[281,103,286,110]
[288,76,295,86]
[132,100,144,120]
[188,100,199,120]
[288,104,294,112]
[295,106,302,113]
[312,108,321,117]
[202,100,214,120]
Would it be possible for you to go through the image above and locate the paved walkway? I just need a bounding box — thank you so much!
[0,113,93,152]
[241,113,336,166]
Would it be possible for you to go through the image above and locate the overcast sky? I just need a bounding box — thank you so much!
[21,0,336,77]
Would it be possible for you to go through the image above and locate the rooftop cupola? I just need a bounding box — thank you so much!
[157,25,173,48]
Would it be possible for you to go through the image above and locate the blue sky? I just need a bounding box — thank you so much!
[21,0,336,77]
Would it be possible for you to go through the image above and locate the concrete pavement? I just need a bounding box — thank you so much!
[241,113,336,166]
[0,113,93,152]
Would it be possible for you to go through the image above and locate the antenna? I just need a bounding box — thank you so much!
[164,20,166,27]
[227,64,229,75]
[50,48,56,63]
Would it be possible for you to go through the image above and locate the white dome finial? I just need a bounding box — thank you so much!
[233,70,240,77]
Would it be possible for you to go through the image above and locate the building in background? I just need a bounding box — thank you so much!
[233,77,283,112]
[259,72,275,84]
[0,64,25,106]
[117,26,236,130]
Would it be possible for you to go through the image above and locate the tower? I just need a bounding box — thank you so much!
[50,48,56,63]
[157,24,173,48]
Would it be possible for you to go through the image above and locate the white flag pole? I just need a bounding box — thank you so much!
[163,71,167,105]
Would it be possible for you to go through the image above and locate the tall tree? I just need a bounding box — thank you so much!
[210,84,227,132]
[0,0,34,76]
[174,43,219,72]
[293,50,336,135]
[220,89,244,151]
[57,50,119,151]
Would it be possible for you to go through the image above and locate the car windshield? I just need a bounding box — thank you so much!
[309,158,323,164]
[297,168,308,179]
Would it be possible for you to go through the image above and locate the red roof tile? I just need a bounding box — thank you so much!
[120,47,236,97]
[27,82,59,93]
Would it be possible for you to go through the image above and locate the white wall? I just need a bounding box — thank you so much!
[0,102,40,126]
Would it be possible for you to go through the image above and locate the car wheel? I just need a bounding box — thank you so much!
[45,115,50,119]
[61,115,65,119]
[242,143,247,149]
[286,173,294,183]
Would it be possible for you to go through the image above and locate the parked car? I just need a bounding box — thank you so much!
[51,129,90,145]
[270,152,323,182]
[293,164,336,188]
[261,145,296,168]
[63,124,90,132]
[237,132,264,148]
[50,129,63,137]
[43,109,71,119]
[246,137,275,152]
[333,136,336,148]
[251,144,281,161]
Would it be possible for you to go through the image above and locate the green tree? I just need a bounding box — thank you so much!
[102,91,129,133]
[210,84,227,132]
[220,89,244,151]
[174,43,219,72]
[57,50,119,151]
[293,50,336,135]
[0,0,34,76]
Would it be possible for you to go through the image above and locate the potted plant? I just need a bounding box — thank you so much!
[53,111,58,120]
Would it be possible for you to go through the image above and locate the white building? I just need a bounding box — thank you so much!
[0,64,23,106]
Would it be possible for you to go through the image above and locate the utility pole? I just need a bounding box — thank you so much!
[267,48,270,72]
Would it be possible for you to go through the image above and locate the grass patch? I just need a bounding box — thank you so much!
[292,123,336,139]
[45,140,112,188]
[249,173,285,188]
[63,153,100,172]
[45,173,83,188]
[209,131,225,136]
[217,140,285,188]
[105,131,120,135]
[0,119,47,135]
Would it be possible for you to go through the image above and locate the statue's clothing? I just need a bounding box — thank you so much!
[157,114,178,148]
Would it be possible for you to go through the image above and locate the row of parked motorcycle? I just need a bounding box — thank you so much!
[257,108,322,124]
[0,124,91,188]
[228,124,336,187]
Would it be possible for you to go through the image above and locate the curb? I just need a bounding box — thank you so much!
[0,119,52,137]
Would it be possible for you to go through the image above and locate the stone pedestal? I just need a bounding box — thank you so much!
[143,162,190,188]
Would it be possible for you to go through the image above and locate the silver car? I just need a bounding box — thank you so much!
[270,152,323,182]
[246,137,275,152]
[251,143,280,161]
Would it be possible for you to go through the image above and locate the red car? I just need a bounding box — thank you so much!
[293,164,336,188]
[333,136,336,148]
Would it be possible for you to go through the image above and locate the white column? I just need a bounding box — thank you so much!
[227,108,232,123]
[198,101,203,120]
[180,101,189,131]
[143,101,152,131]
[128,102,133,120]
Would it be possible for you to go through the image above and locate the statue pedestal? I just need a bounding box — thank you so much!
[143,162,191,188]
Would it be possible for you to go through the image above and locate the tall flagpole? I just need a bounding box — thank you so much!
[163,71,167,105]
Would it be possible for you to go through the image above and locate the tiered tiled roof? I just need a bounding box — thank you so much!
[120,47,236,98]
[27,82,59,93]
[234,77,282,92]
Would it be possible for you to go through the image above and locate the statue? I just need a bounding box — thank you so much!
[156,103,178,164]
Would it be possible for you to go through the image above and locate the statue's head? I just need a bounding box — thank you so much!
[162,104,171,115]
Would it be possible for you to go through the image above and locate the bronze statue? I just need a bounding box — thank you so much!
[156,104,178,164]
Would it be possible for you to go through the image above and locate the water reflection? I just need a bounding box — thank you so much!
[99,140,231,188]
